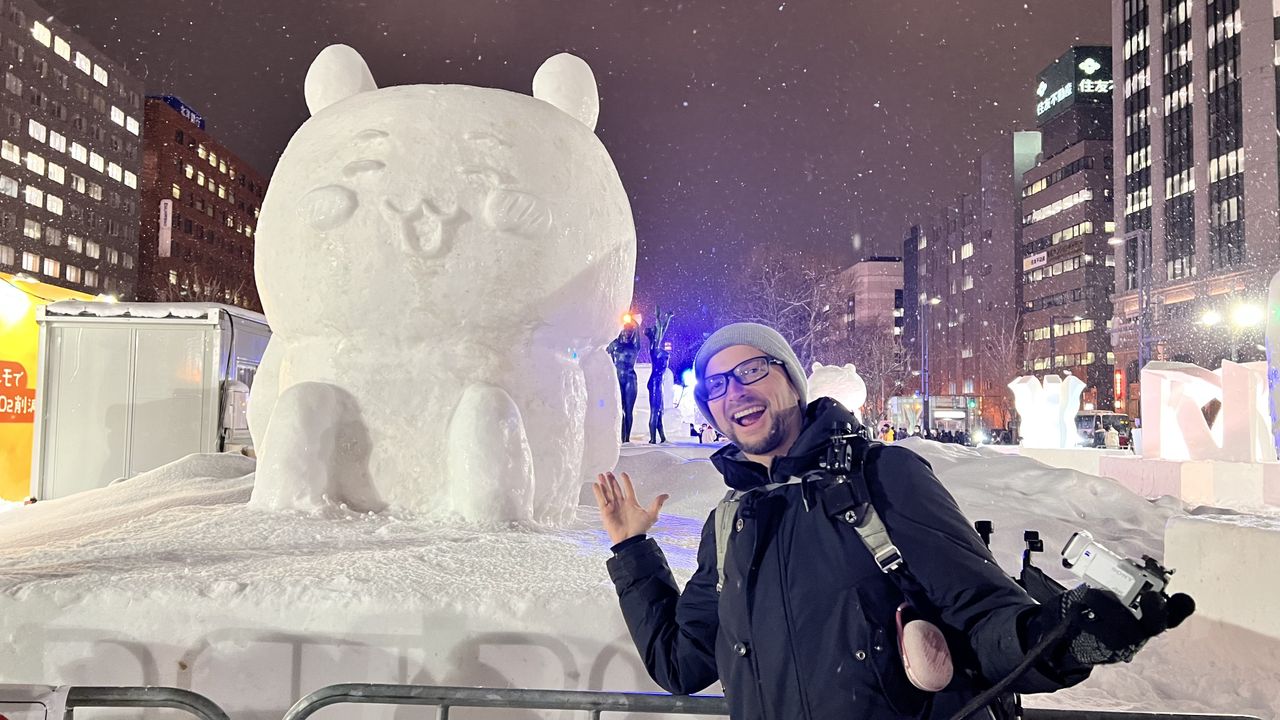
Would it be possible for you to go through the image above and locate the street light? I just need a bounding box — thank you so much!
[921,296,942,432]
[1201,303,1263,362]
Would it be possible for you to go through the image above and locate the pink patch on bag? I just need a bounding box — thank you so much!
[896,601,954,692]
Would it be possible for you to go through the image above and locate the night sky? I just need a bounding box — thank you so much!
[43,0,1108,358]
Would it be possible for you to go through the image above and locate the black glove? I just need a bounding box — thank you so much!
[1050,585,1195,666]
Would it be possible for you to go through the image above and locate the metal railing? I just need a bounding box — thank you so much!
[281,684,1263,720]
[282,684,727,720]
[0,683,1261,720]
[65,686,231,720]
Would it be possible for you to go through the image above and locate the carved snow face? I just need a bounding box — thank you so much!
[254,47,634,340]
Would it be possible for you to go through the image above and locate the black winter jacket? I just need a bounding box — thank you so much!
[606,398,1089,720]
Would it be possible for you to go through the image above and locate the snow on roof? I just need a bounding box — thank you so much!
[43,300,268,326]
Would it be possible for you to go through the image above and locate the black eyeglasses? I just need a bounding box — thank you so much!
[698,356,785,401]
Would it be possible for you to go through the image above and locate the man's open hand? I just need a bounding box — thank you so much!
[593,471,669,545]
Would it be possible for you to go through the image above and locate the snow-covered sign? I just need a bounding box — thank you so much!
[247,46,636,525]
[1008,373,1086,449]
[1140,361,1275,463]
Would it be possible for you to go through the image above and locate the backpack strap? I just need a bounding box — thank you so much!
[838,442,905,574]
[712,476,808,592]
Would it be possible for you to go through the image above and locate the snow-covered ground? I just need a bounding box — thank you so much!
[0,440,1275,719]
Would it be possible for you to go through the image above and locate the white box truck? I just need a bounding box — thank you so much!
[29,301,270,500]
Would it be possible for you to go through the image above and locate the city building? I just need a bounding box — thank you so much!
[135,96,265,311]
[0,0,144,297]
[822,256,904,355]
[1020,46,1118,412]
[909,130,1042,434]
[1110,0,1280,415]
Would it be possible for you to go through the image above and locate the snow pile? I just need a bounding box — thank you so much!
[41,300,257,321]
[0,442,1275,718]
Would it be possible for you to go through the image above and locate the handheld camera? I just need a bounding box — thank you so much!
[1061,531,1173,618]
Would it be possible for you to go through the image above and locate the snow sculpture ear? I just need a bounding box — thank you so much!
[532,53,599,130]
[305,44,378,115]
[812,362,824,371]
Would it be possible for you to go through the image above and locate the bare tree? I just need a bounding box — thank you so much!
[849,321,910,429]
[979,314,1023,428]
[724,250,834,369]
[153,270,248,306]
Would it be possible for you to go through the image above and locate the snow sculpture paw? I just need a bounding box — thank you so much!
[247,46,636,522]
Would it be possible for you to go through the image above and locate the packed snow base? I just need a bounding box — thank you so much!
[0,442,1276,719]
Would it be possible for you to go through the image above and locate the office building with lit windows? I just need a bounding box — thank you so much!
[135,96,265,311]
[1110,0,1280,414]
[0,0,143,297]
[907,130,1042,433]
[1020,46,1118,411]
[821,257,904,355]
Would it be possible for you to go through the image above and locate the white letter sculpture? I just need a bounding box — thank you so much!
[1268,269,1280,458]
[807,362,866,421]
[247,46,636,525]
[1008,374,1086,448]
[1140,361,1275,463]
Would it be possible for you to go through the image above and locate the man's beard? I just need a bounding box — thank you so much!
[727,410,792,456]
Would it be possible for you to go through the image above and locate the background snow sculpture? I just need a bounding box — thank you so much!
[1268,269,1280,458]
[1008,373,1086,448]
[248,45,636,524]
[807,362,866,421]
[1140,360,1275,463]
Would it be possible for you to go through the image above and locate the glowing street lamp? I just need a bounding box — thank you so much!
[1231,303,1263,328]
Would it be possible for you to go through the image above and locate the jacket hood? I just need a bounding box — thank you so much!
[709,397,863,491]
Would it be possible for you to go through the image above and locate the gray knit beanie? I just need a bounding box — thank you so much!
[693,322,808,431]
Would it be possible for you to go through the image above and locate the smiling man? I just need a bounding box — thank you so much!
[594,322,1190,720]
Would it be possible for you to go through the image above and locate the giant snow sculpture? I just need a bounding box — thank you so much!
[247,46,636,524]
[1140,361,1275,463]
[1008,374,1086,448]
[807,362,867,421]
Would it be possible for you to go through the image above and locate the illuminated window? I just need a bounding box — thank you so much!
[184,163,194,179]
[1,140,20,164]
[25,152,45,175]
[171,183,181,199]
[197,171,205,186]
[65,265,80,282]
[107,161,122,181]
[49,131,66,153]
[960,242,974,260]
[209,152,218,168]
[109,106,125,126]
[125,117,139,135]
[169,270,178,285]
[92,65,108,87]
[48,162,64,184]
[21,251,39,272]
[71,174,85,193]
[88,182,102,200]
[53,37,70,61]
[197,144,207,159]
[74,52,92,75]
[27,119,46,142]
[23,218,40,239]
[84,270,97,287]
[219,160,227,174]
[86,240,100,259]
[123,170,136,189]
[0,175,16,197]
[46,194,62,215]
[70,142,88,163]
[31,21,51,46]
[0,245,13,266]
[89,152,104,172]
[42,257,59,277]
[217,184,225,199]
[67,235,83,253]
[23,185,42,207]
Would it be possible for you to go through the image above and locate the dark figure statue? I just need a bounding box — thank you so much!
[608,324,641,443]
[644,309,675,444]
